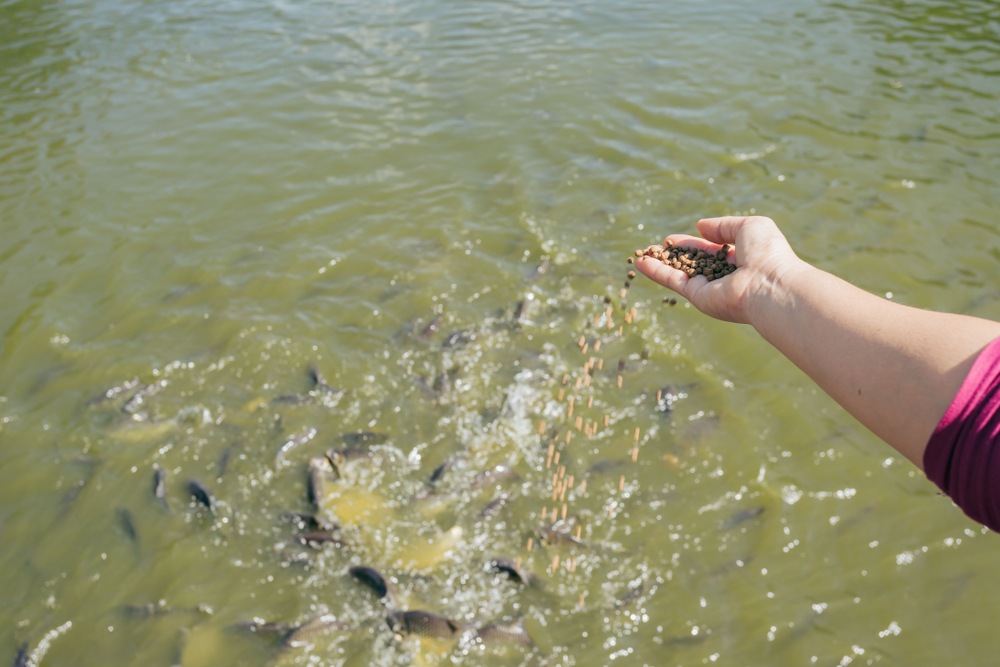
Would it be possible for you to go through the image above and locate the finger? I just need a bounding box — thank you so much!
[635,256,690,294]
[662,234,723,254]
[697,216,755,245]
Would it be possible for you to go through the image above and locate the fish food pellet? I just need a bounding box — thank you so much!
[632,243,737,281]
[627,271,636,279]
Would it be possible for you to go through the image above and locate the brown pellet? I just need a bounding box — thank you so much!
[579,593,585,607]
[576,416,583,431]
[552,472,559,487]
[588,396,594,409]
[605,306,613,318]
[624,312,632,325]
[579,479,587,494]
[618,325,623,336]
[582,342,589,355]
[634,250,643,257]
[562,373,569,385]
[630,307,637,320]
[570,557,577,573]
[558,465,565,480]
[561,503,568,520]
[578,335,585,348]
[558,388,565,401]
[566,431,572,444]
[554,452,561,466]
[527,537,533,552]
[575,525,582,539]
[619,475,625,492]
[604,414,609,427]
[628,271,636,279]
[538,421,546,435]
[617,375,623,388]
[567,474,574,489]
[551,486,559,501]
[631,446,639,462]
[598,358,604,370]
[541,507,548,521]
[619,288,627,299]
[627,257,634,264]
[583,375,591,388]
[516,556,522,569]
[546,453,553,469]
[607,319,614,330]
[552,555,560,572]
[568,403,574,418]
[594,340,601,352]
[634,426,640,442]
[547,443,555,459]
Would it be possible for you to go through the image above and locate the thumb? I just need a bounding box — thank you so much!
[696,216,753,245]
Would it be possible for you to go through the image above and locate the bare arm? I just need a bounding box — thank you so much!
[636,216,1000,469]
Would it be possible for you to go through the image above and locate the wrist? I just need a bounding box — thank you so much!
[745,256,813,335]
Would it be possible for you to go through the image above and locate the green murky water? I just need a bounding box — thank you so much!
[2,0,1000,664]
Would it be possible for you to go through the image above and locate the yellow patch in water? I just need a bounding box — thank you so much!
[398,526,463,572]
[242,397,267,412]
[323,486,392,526]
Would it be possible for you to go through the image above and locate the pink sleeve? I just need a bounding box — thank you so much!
[924,335,1000,532]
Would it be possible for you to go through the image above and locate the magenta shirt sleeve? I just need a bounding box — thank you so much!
[924,335,1000,532]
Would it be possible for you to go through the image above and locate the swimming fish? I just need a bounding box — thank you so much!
[487,558,532,586]
[116,507,138,543]
[187,480,215,514]
[340,432,389,446]
[475,619,534,646]
[14,642,27,667]
[326,448,381,474]
[428,457,458,485]
[281,614,353,649]
[349,566,393,602]
[479,493,514,519]
[275,427,318,467]
[308,365,340,394]
[470,464,520,491]
[307,456,338,507]
[535,525,587,550]
[420,315,444,339]
[386,611,471,640]
[152,466,168,508]
[721,506,764,530]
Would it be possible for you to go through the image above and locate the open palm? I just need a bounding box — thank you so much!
[635,216,802,325]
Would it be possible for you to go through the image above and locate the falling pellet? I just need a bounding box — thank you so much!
[634,427,640,442]
[579,479,587,494]
[570,557,577,572]
[603,414,609,427]
[607,319,614,330]
[584,375,591,388]
[598,358,604,370]
[552,555,560,572]
[516,556,522,569]
[574,376,582,390]
[617,375,623,388]
[566,431,572,444]
[561,504,568,520]
[631,447,639,462]
[594,340,601,352]
[551,486,558,502]
[562,374,569,385]
[582,342,589,355]
[656,390,662,402]
[527,537,533,552]
[575,525,582,539]
[579,594,585,607]
[538,421,546,435]
[541,507,548,521]
[547,443,555,459]
[554,452,561,466]
[618,325,623,336]
[558,388,565,401]
[587,396,594,409]
[578,335,585,348]
[567,474,574,489]
[619,475,625,492]
[619,288,627,299]
[630,307,638,321]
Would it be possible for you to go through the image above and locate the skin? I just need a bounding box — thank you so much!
[636,216,1000,469]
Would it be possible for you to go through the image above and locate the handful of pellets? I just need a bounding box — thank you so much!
[629,240,736,282]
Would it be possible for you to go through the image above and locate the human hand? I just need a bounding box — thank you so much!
[635,216,804,326]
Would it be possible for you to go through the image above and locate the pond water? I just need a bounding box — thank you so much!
[2,0,999,665]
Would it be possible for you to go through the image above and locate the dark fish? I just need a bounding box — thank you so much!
[60,478,88,507]
[296,532,349,549]
[187,480,215,514]
[217,445,234,479]
[326,448,382,476]
[308,364,333,392]
[234,619,293,638]
[475,619,533,646]
[536,526,586,550]
[282,614,352,648]
[526,259,552,282]
[153,466,168,506]
[641,347,649,360]
[307,456,338,506]
[487,558,531,586]
[116,507,138,543]
[387,610,471,640]
[470,464,520,491]
[282,512,338,532]
[587,459,626,475]
[479,493,514,519]
[428,457,458,484]
[85,377,142,407]
[272,394,314,405]
[657,383,682,412]
[721,506,764,530]
[615,584,643,608]
[275,427,318,467]
[420,315,443,339]
[341,432,388,446]
[617,358,626,372]
[14,642,27,667]
[122,381,165,414]
[513,296,541,326]
[349,566,392,601]
[441,330,472,349]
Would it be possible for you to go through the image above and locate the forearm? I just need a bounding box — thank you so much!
[751,260,1000,468]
